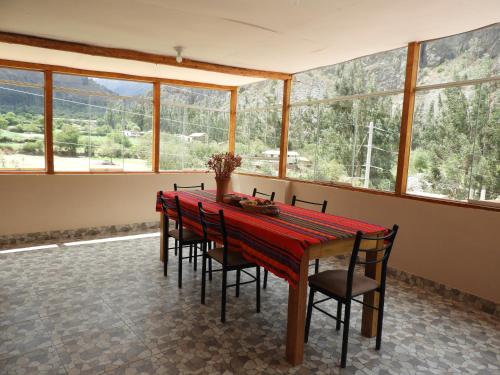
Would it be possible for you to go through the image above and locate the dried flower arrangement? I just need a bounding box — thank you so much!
[207,152,242,180]
[207,152,242,202]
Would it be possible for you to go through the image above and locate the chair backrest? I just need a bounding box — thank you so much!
[173,195,185,234]
[159,190,168,214]
[252,187,276,202]
[291,195,328,213]
[198,202,230,264]
[346,225,399,298]
[174,183,205,191]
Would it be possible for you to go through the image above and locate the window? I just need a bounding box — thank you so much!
[53,74,153,172]
[408,24,499,204]
[159,85,230,170]
[288,48,407,191]
[236,80,283,176]
[0,67,45,170]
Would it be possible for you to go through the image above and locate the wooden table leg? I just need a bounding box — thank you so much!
[286,250,309,365]
[361,237,384,337]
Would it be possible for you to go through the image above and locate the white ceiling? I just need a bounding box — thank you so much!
[0,0,499,85]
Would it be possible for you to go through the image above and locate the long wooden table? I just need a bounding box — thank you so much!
[157,190,385,366]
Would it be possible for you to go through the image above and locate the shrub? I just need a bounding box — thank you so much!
[55,124,80,156]
[21,140,44,155]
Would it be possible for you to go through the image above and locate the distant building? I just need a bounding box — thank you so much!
[123,130,141,137]
[261,149,310,165]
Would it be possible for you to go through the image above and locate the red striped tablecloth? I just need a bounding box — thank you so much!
[156,190,386,287]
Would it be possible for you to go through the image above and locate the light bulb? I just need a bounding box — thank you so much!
[174,46,183,63]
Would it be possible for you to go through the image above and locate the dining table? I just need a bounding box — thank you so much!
[156,189,387,366]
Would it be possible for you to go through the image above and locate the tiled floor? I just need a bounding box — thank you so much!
[1,235,499,374]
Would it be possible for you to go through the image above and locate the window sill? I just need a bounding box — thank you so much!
[246,175,499,212]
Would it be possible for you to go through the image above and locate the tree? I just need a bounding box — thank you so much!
[0,116,8,129]
[97,136,121,164]
[55,124,80,156]
[5,112,19,126]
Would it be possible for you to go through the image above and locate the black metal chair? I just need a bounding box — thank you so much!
[174,183,205,192]
[198,202,261,323]
[171,183,205,258]
[252,187,275,202]
[160,193,205,288]
[292,195,328,214]
[304,225,399,368]
[262,195,328,289]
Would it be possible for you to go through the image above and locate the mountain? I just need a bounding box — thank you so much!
[93,78,151,96]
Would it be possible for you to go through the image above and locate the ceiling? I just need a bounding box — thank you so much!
[0,0,499,85]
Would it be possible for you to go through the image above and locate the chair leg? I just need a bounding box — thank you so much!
[314,259,320,274]
[256,267,261,313]
[376,288,386,350]
[189,244,193,263]
[193,244,198,271]
[221,269,227,323]
[304,288,315,343]
[336,301,342,331]
[163,237,169,277]
[263,269,268,289]
[201,245,207,304]
[209,258,213,281]
[340,300,351,368]
[174,239,178,256]
[178,244,183,289]
[235,270,241,297]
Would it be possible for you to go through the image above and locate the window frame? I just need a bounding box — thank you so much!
[0,58,236,175]
[0,27,498,213]
[0,65,47,172]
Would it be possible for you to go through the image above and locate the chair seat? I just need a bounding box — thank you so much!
[208,247,254,268]
[168,228,204,243]
[308,270,379,299]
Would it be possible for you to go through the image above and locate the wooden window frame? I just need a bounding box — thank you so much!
[0,42,498,212]
[235,42,499,212]
[0,58,235,175]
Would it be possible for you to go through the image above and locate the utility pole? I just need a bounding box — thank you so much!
[364,121,374,188]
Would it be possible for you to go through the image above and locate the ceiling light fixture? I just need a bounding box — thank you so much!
[174,46,183,63]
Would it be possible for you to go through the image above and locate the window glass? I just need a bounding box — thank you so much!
[288,47,407,191]
[159,85,230,170]
[288,94,403,191]
[417,24,500,86]
[408,24,499,204]
[408,82,499,202]
[0,67,45,170]
[291,47,407,103]
[53,74,152,172]
[236,80,283,176]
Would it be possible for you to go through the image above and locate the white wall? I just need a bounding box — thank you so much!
[0,173,214,235]
[1,172,498,303]
[233,174,500,303]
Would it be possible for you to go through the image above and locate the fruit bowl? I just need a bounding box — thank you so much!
[239,198,280,216]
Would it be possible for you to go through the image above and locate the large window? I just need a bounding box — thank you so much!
[236,80,283,176]
[408,24,499,203]
[53,74,153,172]
[0,67,45,170]
[288,48,407,191]
[159,85,230,170]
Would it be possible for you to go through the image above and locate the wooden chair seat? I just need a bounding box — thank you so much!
[208,247,254,268]
[168,228,204,243]
[308,270,379,299]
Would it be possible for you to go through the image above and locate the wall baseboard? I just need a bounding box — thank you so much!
[0,221,160,249]
[387,267,499,318]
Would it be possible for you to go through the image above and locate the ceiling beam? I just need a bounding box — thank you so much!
[0,31,292,81]
[0,58,237,91]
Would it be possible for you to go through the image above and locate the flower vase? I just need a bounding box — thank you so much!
[215,177,230,202]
